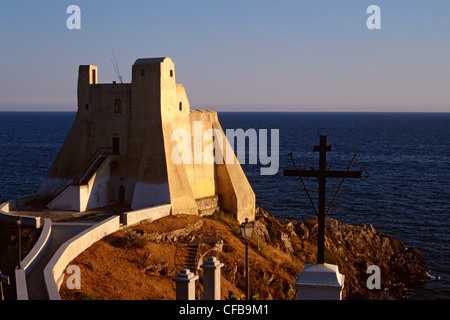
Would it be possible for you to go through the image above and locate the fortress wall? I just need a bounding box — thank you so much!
[83,155,111,211]
[131,181,170,209]
[176,84,191,117]
[161,121,198,214]
[38,115,87,196]
[160,58,177,113]
[41,80,133,202]
[212,117,255,224]
[86,84,132,153]
[39,73,133,197]
[131,59,162,118]
[130,120,171,209]
[159,58,198,214]
[129,58,173,210]
[85,84,134,204]
[109,175,135,204]
[187,110,217,199]
[77,65,97,116]
[37,57,255,221]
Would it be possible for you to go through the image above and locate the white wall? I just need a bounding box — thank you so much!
[44,215,121,300]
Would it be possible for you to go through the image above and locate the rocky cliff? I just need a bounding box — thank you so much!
[257,207,429,299]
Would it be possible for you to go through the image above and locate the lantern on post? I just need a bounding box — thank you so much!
[240,218,254,300]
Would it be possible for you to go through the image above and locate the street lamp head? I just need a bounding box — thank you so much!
[16,216,22,226]
[240,218,254,241]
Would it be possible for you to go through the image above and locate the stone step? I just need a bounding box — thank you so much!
[199,206,220,216]
[196,195,219,217]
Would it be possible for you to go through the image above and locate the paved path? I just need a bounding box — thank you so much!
[26,220,97,300]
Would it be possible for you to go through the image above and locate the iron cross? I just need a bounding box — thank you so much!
[284,134,362,264]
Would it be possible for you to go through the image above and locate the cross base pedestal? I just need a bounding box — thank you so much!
[295,263,345,300]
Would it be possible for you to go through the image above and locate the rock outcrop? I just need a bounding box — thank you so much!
[253,207,428,299]
[288,215,428,299]
[144,219,204,243]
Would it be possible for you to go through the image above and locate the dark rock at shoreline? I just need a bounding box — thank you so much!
[288,216,428,299]
[255,207,428,299]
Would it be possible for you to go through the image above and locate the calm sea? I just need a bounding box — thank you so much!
[0,111,448,299]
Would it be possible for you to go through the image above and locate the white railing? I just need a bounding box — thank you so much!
[15,218,52,300]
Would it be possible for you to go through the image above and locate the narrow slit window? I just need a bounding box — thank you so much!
[112,137,120,155]
[114,99,122,113]
[141,68,145,76]
[179,102,182,111]
[170,70,173,77]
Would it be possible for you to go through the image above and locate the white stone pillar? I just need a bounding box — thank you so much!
[200,256,224,300]
[173,268,199,300]
[295,263,345,300]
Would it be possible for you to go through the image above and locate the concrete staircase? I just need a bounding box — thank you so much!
[76,154,108,185]
[49,147,111,199]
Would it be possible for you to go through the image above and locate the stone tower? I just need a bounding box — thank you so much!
[38,57,255,223]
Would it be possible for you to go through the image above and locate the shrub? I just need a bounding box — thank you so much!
[209,210,240,235]
[222,241,233,252]
[124,230,146,248]
[88,260,96,271]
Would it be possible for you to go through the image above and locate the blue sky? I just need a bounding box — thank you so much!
[0,0,449,112]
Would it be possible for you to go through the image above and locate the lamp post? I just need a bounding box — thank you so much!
[17,215,22,269]
[240,218,254,300]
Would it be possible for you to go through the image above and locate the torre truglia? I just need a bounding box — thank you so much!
[38,57,255,223]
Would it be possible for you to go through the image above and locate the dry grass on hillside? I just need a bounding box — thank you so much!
[59,211,317,300]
